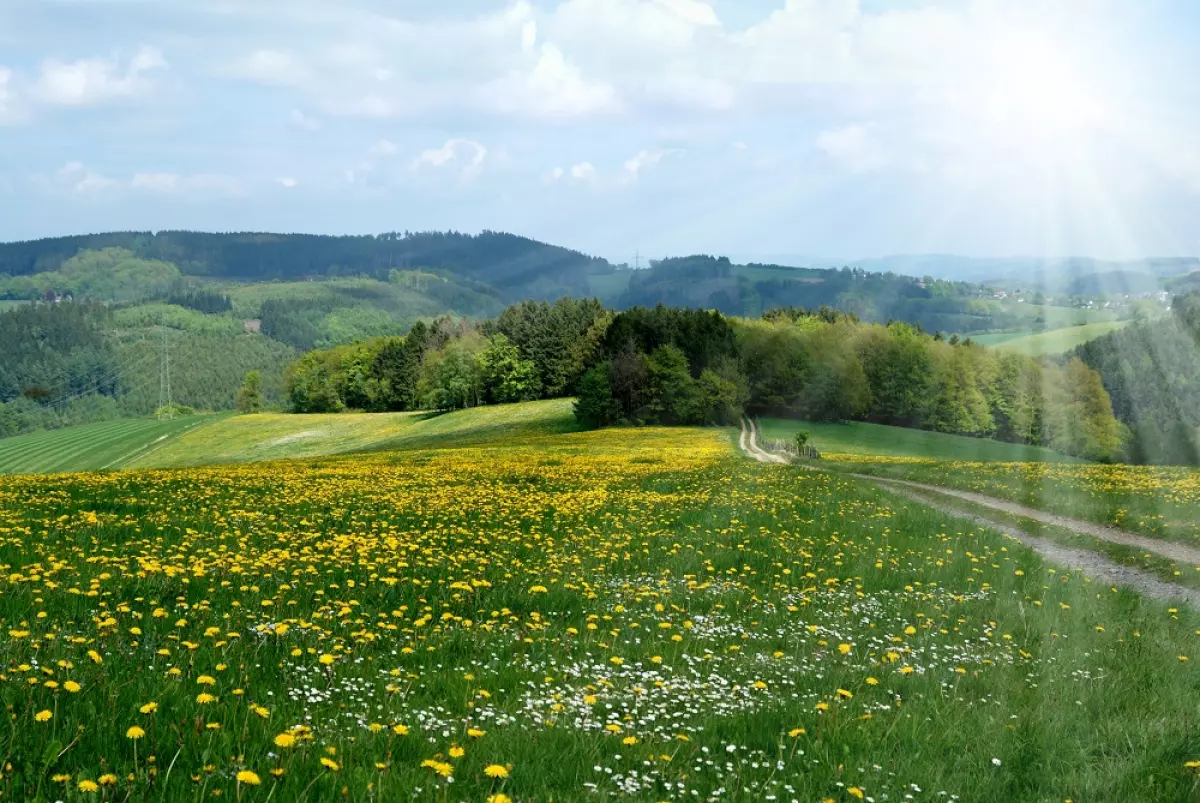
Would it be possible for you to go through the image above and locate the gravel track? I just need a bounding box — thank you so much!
[737,419,1200,606]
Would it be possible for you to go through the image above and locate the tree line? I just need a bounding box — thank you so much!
[286,300,1124,462]
[285,298,609,413]
[574,305,1122,462]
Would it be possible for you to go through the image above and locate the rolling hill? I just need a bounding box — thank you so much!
[0,415,219,474]
[0,400,580,474]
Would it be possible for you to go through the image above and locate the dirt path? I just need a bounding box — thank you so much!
[861,475,1200,568]
[734,423,1200,605]
[880,482,1200,606]
[741,418,789,464]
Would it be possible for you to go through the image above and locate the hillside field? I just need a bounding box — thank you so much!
[970,320,1131,355]
[758,417,1083,463]
[0,415,222,475]
[128,399,580,469]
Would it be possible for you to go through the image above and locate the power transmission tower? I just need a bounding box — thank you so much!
[158,319,173,419]
[634,249,641,270]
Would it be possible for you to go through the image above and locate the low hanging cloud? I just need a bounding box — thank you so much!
[48,162,243,196]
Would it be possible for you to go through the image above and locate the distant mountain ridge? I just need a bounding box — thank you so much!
[0,230,611,302]
[739,253,1200,289]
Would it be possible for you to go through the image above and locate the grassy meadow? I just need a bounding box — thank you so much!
[758,417,1081,463]
[0,419,1198,801]
[845,457,1200,548]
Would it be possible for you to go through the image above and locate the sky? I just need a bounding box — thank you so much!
[1,0,1198,263]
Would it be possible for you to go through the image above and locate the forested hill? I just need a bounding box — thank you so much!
[1073,295,1200,464]
[2,232,1064,335]
[0,231,611,300]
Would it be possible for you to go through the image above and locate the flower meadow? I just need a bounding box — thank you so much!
[0,427,1197,802]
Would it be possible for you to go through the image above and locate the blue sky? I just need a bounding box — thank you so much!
[1,0,1198,262]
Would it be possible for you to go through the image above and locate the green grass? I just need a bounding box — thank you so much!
[848,459,1200,549]
[0,429,1196,801]
[759,417,1083,462]
[129,399,580,469]
[0,415,223,475]
[971,321,1131,355]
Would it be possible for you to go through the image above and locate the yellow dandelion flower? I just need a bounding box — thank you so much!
[64,680,82,693]
[274,733,296,748]
[484,764,510,779]
[34,709,52,722]
[236,770,261,785]
[126,726,146,739]
[78,779,99,792]
[449,746,465,758]
[320,757,340,771]
[139,702,158,714]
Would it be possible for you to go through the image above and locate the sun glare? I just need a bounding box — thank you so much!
[977,30,1106,144]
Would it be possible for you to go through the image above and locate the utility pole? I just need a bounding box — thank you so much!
[634,249,641,270]
[158,318,172,419]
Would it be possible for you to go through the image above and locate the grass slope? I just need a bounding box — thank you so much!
[759,417,1082,462]
[130,399,580,469]
[972,321,1131,355]
[0,415,220,475]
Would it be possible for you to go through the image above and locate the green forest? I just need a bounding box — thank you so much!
[1072,294,1200,464]
[288,301,1124,463]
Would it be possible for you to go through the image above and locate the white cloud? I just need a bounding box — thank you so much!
[55,161,118,194]
[44,163,244,196]
[570,161,597,181]
[816,123,888,173]
[277,177,298,188]
[414,138,487,175]
[130,172,243,195]
[369,139,398,156]
[654,0,720,28]
[33,46,167,107]
[482,44,619,118]
[520,20,538,54]
[227,49,308,86]
[623,148,675,180]
[289,108,321,130]
[0,67,24,125]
